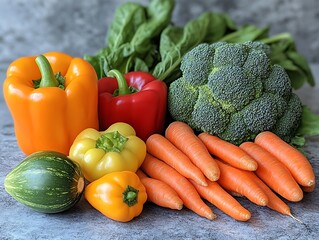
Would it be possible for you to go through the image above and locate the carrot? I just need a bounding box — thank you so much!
[136,169,183,210]
[190,179,251,221]
[246,171,302,223]
[141,153,216,220]
[165,121,220,181]
[215,159,268,206]
[255,131,315,187]
[240,142,303,202]
[198,132,258,171]
[146,134,207,186]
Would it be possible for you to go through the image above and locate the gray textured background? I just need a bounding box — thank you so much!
[1,0,319,66]
[1,1,319,239]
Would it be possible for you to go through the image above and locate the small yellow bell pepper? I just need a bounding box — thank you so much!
[69,122,146,182]
[85,171,147,222]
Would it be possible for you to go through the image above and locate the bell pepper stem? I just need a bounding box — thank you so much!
[35,55,60,88]
[96,131,128,152]
[123,185,139,207]
[108,69,131,95]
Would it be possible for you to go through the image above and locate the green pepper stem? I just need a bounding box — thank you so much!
[96,131,128,152]
[107,69,131,96]
[123,185,139,207]
[35,55,59,88]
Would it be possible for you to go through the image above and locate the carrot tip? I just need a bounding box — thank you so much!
[307,179,315,187]
[248,164,258,171]
[207,212,217,220]
[300,179,315,189]
[290,192,304,202]
[240,212,251,222]
[176,204,183,210]
[202,182,208,187]
[259,198,268,206]
[243,158,258,171]
[207,173,220,182]
[196,179,208,187]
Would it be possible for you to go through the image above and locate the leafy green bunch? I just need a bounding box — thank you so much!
[84,0,314,90]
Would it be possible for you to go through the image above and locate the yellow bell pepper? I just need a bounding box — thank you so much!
[84,171,147,222]
[69,122,146,182]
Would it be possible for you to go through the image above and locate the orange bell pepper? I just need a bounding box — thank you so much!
[85,171,147,222]
[3,52,99,155]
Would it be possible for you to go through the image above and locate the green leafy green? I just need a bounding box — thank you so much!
[107,3,146,49]
[84,0,174,79]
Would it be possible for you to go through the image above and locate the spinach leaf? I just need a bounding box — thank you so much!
[130,0,174,54]
[85,0,174,79]
[107,3,146,49]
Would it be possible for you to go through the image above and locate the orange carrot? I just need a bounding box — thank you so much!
[146,134,207,186]
[240,142,303,202]
[246,171,302,222]
[199,132,258,171]
[141,153,216,220]
[255,131,315,187]
[215,159,268,206]
[190,179,251,221]
[165,121,220,181]
[136,169,183,210]
[247,171,291,215]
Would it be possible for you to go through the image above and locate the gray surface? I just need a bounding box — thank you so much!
[1,67,319,239]
[0,0,319,64]
[1,0,319,239]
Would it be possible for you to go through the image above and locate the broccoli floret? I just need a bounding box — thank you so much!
[168,41,303,144]
[210,41,228,49]
[264,64,292,100]
[180,43,214,86]
[243,47,271,80]
[212,43,248,67]
[272,93,303,142]
[168,77,199,124]
[270,93,288,118]
[192,85,229,134]
[208,65,260,112]
[241,93,279,134]
[219,112,252,145]
[244,41,272,57]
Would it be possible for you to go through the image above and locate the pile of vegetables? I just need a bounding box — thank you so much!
[84,0,319,146]
[3,0,319,223]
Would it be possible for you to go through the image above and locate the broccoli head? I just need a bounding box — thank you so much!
[168,41,303,145]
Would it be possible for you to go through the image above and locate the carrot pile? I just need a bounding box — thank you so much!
[139,121,316,222]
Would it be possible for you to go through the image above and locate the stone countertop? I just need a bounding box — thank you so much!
[0,64,319,240]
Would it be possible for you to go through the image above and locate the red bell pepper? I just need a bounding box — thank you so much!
[98,70,167,141]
